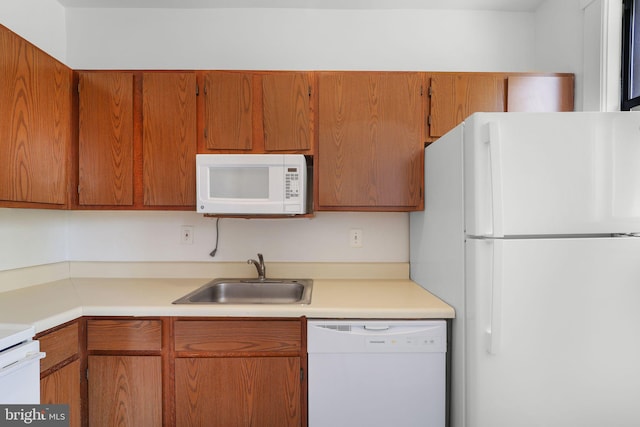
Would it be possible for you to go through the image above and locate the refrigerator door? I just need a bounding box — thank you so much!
[466,236,640,427]
[464,112,640,237]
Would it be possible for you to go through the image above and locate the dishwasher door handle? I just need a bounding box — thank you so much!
[0,351,46,378]
[363,325,390,331]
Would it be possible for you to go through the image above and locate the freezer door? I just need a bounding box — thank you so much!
[464,112,640,237]
[465,237,640,427]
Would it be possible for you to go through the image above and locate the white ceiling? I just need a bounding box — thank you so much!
[56,0,546,11]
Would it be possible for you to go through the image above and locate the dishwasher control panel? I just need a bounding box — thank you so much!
[365,334,442,351]
[307,320,447,353]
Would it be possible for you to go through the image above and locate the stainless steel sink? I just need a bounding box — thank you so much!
[172,278,313,305]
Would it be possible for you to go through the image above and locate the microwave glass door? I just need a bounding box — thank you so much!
[209,166,269,199]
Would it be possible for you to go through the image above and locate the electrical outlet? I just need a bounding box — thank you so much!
[181,225,194,245]
[349,229,363,248]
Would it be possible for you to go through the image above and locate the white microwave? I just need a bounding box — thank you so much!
[196,154,307,215]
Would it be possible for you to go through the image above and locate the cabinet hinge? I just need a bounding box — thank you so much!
[203,84,208,96]
[196,83,200,96]
[77,185,81,195]
[308,86,312,97]
[428,115,432,126]
[300,368,304,381]
[420,85,423,96]
[204,128,208,139]
[428,86,433,97]
[86,368,89,380]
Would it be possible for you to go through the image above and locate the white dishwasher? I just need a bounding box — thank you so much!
[307,320,447,427]
[0,323,46,404]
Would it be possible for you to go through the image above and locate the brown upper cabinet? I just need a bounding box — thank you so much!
[427,73,506,139]
[262,72,312,152]
[75,71,197,210]
[0,25,73,208]
[203,71,253,150]
[78,72,134,206]
[317,72,424,211]
[506,75,575,112]
[200,71,313,154]
[142,72,197,207]
[1,25,578,213]
[426,72,574,141]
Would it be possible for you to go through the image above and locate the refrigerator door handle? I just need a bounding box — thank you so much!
[486,239,503,355]
[483,121,504,237]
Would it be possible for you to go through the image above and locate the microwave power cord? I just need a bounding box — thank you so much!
[209,217,220,257]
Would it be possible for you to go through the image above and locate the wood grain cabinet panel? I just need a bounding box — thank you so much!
[39,321,79,372]
[174,318,305,427]
[174,319,301,354]
[88,355,162,427]
[428,73,505,138]
[507,75,574,112]
[203,71,253,150]
[41,359,82,427]
[426,72,575,141]
[38,321,82,427]
[87,319,162,351]
[142,72,197,207]
[262,72,312,152]
[175,357,301,427]
[0,25,72,206]
[78,72,134,206]
[317,71,424,210]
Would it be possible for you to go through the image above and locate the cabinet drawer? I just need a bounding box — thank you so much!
[174,320,301,354]
[87,319,162,351]
[39,322,80,372]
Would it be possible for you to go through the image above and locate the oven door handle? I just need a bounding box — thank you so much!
[0,351,46,378]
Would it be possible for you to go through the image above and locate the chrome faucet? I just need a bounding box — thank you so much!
[247,253,266,281]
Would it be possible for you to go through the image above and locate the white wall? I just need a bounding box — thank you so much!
[65,8,536,71]
[0,0,67,62]
[67,211,408,262]
[0,209,68,271]
[533,0,584,110]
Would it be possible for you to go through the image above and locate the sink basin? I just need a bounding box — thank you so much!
[172,278,313,305]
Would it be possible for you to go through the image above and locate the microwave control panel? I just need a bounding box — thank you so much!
[285,167,301,200]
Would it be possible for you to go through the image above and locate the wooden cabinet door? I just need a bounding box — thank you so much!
[38,321,81,426]
[428,73,505,138]
[78,72,134,206]
[262,72,312,152]
[507,75,574,112]
[175,357,301,427]
[41,359,82,427]
[88,355,162,427]
[143,72,197,206]
[0,25,72,206]
[203,71,253,150]
[318,72,424,210]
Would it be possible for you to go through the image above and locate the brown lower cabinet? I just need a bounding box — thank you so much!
[173,318,305,427]
[87,355,162,426]
[38,321,83,427]
[175,357,301,427]
[51,316,307,427]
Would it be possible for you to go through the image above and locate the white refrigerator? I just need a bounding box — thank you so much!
[410,112,640,427]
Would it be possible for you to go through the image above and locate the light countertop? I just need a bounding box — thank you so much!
[0,262,455,333]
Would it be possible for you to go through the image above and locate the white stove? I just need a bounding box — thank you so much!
[0,323,46,404]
